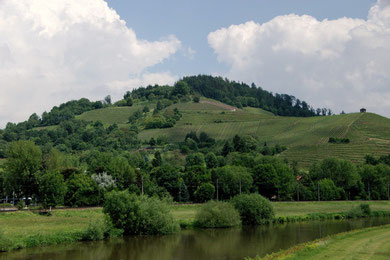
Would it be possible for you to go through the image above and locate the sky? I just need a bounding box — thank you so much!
[1,0,389,127]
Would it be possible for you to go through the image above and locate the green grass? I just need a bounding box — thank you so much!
[0,209,104,251]
[75,100,390,167]
[76,105,147,125]
[1,201,390,251]
[170,201,390,222]
[259,224,390,260]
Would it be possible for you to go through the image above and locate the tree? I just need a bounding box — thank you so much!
[152,151,162,167]
[151,165,180,200]
[4,141,42,201]
[222,141,234,157]
[104,95,112,105]
[194,183,215,202]
[205,152,218,169]
[38,171,66,209]
[185,153,205,167]
[212,166,252,200]
[65,173,99,206]
[172,81,190,96]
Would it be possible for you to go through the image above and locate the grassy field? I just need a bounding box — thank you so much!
[260,224,390,260]
[0,209,103,251]
[171,201,390,221]
[75,98,390,168]
[0,201,390,251]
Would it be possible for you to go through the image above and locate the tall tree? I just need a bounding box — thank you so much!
[4,141,42,200]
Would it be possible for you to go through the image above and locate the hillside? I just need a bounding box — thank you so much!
[76,98,390,168]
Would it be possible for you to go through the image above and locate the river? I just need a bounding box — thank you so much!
[1,218,390,260]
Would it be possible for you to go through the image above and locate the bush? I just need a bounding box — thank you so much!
[194,201,241,228]
[231,193,274,225]
[82,220,107,241]
[0,230,12,252]
[347,204,371,218]
[16,200,25,210]
[103,190,179,235]
[360,203,371,216]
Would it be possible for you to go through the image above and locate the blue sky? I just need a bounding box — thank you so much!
[106,0,376,77]
[1,0,389,126]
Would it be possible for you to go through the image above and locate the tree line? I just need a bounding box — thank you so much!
[1,136,389,209]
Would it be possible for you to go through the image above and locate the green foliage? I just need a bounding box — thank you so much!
[212,166,253,200]
[38,171,66,208]
[182,75,320,117]
[4,141,42,199]
[103,191,179,235]
[194,183,215,202]
[194,200,241,228]
[150,165,180,200]
[0,230,12,252]
[328,137,350,144]
[81,220,107,241]
[318,179,339,201]
[347,204,371,218]
[65,173,99,207]
[185,152,205,167]
[231,193,274,225]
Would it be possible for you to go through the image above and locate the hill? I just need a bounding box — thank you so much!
[76,97,390,168]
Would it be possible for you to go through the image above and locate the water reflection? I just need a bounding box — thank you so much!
[2,218,390,260]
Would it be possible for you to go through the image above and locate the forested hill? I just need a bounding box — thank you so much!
[182,75,322,117]
[131,75,327,117]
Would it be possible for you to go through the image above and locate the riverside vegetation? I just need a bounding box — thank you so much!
[1,201,390,252]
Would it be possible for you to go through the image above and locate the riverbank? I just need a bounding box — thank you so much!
[1,201,390,252]
[257,224,390,259]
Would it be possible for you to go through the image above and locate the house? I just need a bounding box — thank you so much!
[360,108,367,113]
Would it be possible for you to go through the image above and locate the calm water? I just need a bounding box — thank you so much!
[2,218,390,260]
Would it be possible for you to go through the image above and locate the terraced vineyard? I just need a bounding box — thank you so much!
[77,99,390,168]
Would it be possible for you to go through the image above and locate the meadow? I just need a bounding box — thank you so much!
[259,224,390,260]
[1,201,390,251]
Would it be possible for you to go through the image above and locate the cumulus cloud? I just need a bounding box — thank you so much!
[0,0,181,127]
[208,0,390,116]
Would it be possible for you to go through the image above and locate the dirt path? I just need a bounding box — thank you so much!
[200,100,237,111]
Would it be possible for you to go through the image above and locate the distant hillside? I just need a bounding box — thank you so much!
[0,75,389,168]
[74,97,390,168]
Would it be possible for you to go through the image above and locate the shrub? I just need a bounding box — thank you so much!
[0,230,12,252]
[347,204,371,218]
[103,190,179,235]
[194,201,241,228]
[82,220,107,241]
[16,200,25,210]
[231,193,274,225]
[360,203,371,216]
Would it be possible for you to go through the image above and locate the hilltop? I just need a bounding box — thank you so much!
[0,75,389,168]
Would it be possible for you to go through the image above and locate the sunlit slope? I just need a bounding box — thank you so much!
[76,104,147,125]
[77,100,390,168]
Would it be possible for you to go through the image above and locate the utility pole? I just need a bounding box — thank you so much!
[297,181,300,202]
[141,175,144,195]
[317,183,320,201]
[216,179,219,201]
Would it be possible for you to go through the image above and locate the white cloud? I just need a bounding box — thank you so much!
[0,0,181,127]
[208,0,390,116]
